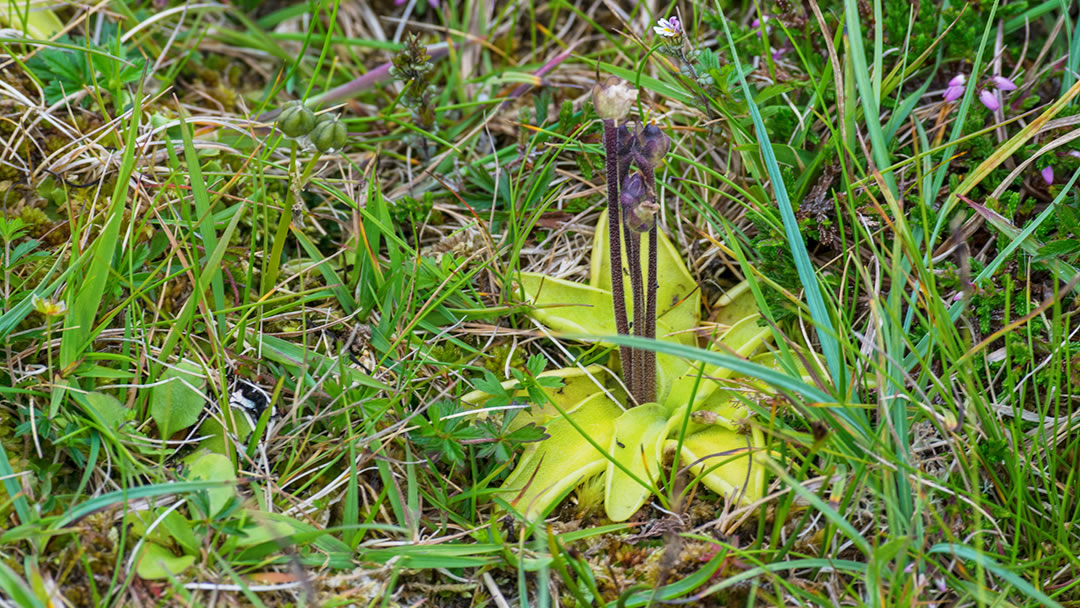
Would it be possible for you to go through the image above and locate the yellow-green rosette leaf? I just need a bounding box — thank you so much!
[669,425,765,506]
[460,365,622,431]
[501,392,622,519]
[603,403,668,521]
[518,272,618,336]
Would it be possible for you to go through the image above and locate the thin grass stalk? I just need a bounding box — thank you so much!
[603,119,633,390]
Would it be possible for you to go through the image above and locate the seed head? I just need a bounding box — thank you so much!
[592,76,636,121]
[620,173,658,233]
[277,100,316,138]
[635,123,671,167]
[310,114,347,152]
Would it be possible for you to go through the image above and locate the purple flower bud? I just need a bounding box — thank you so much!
[978,89,1000,111]
[635,123,671,168]
[1067,150,1080,160]
[943,85,964,102]
[948,74,966,88]
[620,173,658,233]
[990,76,1017,91]
[1041,166,1054,185]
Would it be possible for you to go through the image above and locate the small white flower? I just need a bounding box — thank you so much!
[653,17,681,38]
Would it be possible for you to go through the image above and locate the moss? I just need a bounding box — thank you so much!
[482,343,525,376]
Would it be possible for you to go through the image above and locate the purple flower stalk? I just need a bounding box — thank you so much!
[978,89,1001,111]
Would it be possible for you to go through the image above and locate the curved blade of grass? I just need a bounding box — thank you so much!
[50,480,237,530]
[713,3,845,398]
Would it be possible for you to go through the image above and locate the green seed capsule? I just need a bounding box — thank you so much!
[310,114,347,152]
[277,101,316,138]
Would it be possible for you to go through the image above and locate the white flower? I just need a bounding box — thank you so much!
[653,17,681,38]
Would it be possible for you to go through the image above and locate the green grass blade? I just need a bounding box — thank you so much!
[714,2,845,398]
[177,112,226,337]
[58,83,143,370]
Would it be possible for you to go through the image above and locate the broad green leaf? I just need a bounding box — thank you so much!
[501,393,621,518]
[589,212,700,341]
[136,542,195,580]
[82,391,133,430]
[671,425,764,505]
[124,507,199,556]
[184,451,236,517]
[603,403,667,521]
[149,362,206,439]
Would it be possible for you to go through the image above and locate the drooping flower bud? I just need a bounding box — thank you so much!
[978,89,1001,112]
[620,173,658,233]
[277,100,316,138]
[592,76,636,121]
[635,123,671,168]
[990,76,1017,91]
[310,114,347,152]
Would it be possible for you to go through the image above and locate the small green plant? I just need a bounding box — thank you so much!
[390,32,440,157]
[25,29,146,106]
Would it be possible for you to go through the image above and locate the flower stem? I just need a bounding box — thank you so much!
[640,165,660,404]
[644,224,658,403]
[625,218,646,404]
[603,119,633,392]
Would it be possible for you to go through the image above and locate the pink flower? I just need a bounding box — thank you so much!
[943,74,965,102]
[990,76,1017,91]
[1041,166,1054,185]
[978,89,1000,111]
[752,15,772,37]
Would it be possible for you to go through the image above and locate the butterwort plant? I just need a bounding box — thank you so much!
[465,74,785,522]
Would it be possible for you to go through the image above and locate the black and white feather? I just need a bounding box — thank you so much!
[227,374,273,427]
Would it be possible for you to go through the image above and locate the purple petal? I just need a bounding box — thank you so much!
[991,76,1017,91]
[948,74,966,87]
[1067,150,1080,159]
[1041,166,1054,185]
[979,89,1000,111]
[943,85,964,102]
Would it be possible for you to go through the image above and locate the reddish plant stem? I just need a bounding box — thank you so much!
[603,119,633,392]
[641,165,659,403]
[625,219,645,404]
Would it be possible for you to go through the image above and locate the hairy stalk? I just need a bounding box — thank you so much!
[641,165,659,403]
[644,225,658,403]
[603,118,633,391]
[625,221,646,404]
